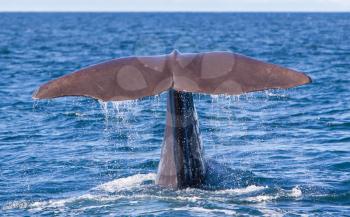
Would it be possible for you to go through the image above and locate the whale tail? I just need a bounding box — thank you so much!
[33,50,311,101]
[33,50,311,189]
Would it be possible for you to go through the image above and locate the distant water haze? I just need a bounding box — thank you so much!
[1,0,350,12]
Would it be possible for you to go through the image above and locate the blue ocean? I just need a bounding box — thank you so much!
[0,13,349,216]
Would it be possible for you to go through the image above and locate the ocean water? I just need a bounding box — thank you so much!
[0,13,349,216]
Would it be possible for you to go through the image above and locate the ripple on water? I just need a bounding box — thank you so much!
[1,13,349,216]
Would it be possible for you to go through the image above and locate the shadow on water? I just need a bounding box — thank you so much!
[202,159,274,190]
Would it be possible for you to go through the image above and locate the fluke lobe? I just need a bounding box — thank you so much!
[33,50,311,189]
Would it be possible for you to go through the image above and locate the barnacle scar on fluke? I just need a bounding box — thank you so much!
[33,50,311,189]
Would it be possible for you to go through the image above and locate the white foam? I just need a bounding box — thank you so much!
[239,185,302,203]
[175,196,201,203]
[28,193,121,211]
[74,204,112,212]
[245,195,278,202]
[290,186,302,198]
[2,200,29,210]
[95,173,156,192]
[30,195,79,210]
[258,207,284,217]
[174,206,237,215]
[2,173,305,215]
[216,185,267,195]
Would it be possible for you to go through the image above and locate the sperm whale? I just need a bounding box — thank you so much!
[33,50,311,189]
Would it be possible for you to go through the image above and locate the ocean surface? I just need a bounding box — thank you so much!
[0,13,349,216]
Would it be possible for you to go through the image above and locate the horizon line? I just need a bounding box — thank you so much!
[0,10,350,13]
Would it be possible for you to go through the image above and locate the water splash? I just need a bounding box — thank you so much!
[95,173,156,192]
[2,171,305,215]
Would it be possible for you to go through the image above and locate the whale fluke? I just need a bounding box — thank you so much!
[33,50,312,189]
[33,55,172,101]
[33,50,311,101]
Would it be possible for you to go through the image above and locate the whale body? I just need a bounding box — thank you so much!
[156,89,205,188]
[33,50,311,189]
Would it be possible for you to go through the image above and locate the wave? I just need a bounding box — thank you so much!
[2,172,304,214]
[95,173,156,192]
